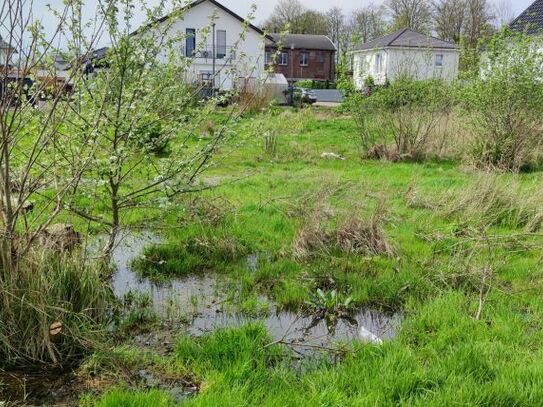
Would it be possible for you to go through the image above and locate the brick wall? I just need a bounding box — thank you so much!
[265,47,335,83]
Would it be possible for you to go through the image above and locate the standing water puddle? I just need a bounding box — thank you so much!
[103,231,402,351]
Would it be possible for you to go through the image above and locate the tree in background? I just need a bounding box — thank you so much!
[385,0,433,33]
[348,4,388,48]
[298,10,329,34]
[433,0,466,43]
[326,7,346,59]
[264,0,327,34]
[492,0,515,28]
[463,0,494,47]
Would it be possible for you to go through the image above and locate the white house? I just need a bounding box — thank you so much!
[136,0,272,91]
[351,28,459,89]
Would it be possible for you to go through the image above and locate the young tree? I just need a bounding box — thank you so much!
[0,0,112,367]
[66,1,262,258]
[385,0,433,33]
[0,0,102,270]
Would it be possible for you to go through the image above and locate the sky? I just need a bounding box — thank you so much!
[6,0,538,48]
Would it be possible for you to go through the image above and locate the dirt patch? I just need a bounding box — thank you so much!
[0,361,198,406]
[0,368,81,406]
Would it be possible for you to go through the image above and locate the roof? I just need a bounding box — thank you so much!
[510,0,543,35]
[267,34,336,51]
[132,0,273,41]
[354,28,458,51]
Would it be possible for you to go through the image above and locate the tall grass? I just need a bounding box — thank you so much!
[293,196,395,260]
[0,251,110,367]
[445,176,543,231]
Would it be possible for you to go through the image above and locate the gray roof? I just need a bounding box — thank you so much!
[355,28,457,51]
[268,34,336,51]
[511,0,543,35]
[133,0,273,41]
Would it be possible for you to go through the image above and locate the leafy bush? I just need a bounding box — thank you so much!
[347,79,453,161]
[295,80,335,89]
[461,29,543,171]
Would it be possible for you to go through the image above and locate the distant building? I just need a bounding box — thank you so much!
[0,36,16,67]
[133,0,272,91]
[351,28,459,89]
[265,34,336,84]
[510,0,543,35]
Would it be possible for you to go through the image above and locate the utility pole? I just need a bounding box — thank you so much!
[212,23,216,97]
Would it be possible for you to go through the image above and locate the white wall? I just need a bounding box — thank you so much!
[353,47,459,88]
[353,50,387,88]
[0,49,8,66]
[152,0,265,90]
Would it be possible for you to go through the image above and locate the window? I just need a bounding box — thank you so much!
[199,71,212,86]
[185,28,196,57]
[279,52,288,66]
[435,54,444,68]
[374,53,383,74]
[300,52,309,67]
[265,51,272,65]
[317,52,325,63]
[217,30,226,59]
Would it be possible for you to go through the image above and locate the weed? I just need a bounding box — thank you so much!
[118,291,157,332]
[443,174,543,232]
[0,252,110,368]
[293,199,395,260]
[305,288,356,332]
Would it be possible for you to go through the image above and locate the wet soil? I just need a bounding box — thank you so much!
[0,231,403,405]
[109,232,402,353]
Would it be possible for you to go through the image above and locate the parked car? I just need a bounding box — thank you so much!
[283,87,318,105]
[297,88,318,104]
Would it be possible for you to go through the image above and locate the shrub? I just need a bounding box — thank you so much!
[461,29,543,171]
[234,85,275,115]
[295,80,335,89]
[347,79,453,161]
[0,252,110,368]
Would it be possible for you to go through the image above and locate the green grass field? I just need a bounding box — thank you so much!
[88,107,543,406]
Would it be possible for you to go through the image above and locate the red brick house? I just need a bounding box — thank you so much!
[265,34,336,84]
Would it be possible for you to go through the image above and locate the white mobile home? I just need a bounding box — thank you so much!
[351,28,459,89]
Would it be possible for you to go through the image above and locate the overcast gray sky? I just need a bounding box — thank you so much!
[13,0,538,47]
